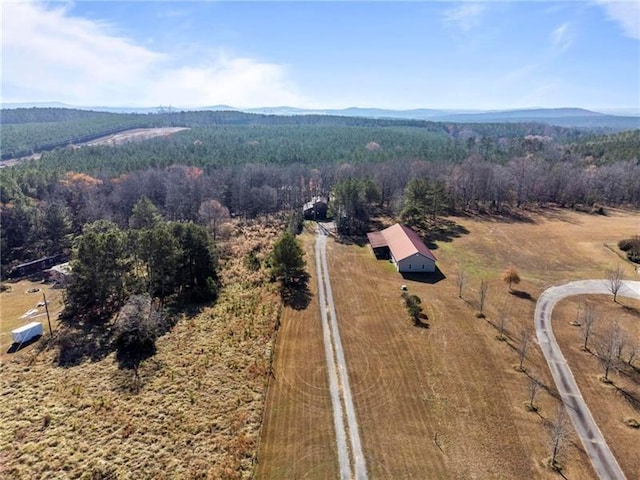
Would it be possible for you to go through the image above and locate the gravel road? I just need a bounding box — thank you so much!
[535,280,640,480]
[315,225,368,480]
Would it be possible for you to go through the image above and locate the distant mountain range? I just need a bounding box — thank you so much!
[2,102,639,129]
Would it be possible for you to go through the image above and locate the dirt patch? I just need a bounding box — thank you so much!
[83,127,189,147]
[0,128,190,168]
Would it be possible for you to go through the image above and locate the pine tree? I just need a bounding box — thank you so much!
[270,231,306,286]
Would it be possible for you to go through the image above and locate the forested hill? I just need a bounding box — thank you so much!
[566,130,640,165]
[0,107,596,160]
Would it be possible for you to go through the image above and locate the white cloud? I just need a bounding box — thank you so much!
[595,0,640,40]
[442,3,486,32]
[551,22,575,52]
[1,0,306,107]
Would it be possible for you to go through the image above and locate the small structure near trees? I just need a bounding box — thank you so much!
[9,255,63,279]
[302,196,328,220]
[367,223,437,273]
[11,322,43,344]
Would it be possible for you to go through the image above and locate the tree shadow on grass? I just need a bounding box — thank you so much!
[424,219,470,249]
[280,274,312,310]
[56,320,114,367]
[453,209,537,225]
[621,303,640,316]
[510,289,536,301]
[335,235,368,247]
[613,384,640,411]
[413,313,430,329]
[407,218,469,251]
[55,299,182,368]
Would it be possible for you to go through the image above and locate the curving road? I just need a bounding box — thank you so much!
[315,225,368,480]
[535,280,640,480]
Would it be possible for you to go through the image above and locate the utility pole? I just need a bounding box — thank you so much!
[42,291,52,336]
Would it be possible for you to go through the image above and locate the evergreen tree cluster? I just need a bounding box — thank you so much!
[65,198,218,320]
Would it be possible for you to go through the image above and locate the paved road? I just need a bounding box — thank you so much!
[315,225,368,480]
[535,280,640,480]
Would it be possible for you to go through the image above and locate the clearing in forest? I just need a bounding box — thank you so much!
[258,207,640,479]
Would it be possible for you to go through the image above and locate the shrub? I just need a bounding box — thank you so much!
[114,295,162,361]
[402,292,423,324]
[618,236,640,264]
[618,239,633,251]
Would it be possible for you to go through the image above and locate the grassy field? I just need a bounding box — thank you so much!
[256,228,338,479]
[0,220,283,479]
[258,207,640,479]
[0,280,65,354]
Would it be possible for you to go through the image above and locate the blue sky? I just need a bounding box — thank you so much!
[2,1,639,112]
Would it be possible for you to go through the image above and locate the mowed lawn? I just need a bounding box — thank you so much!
[259,207,640,479]
[256,229,338,479]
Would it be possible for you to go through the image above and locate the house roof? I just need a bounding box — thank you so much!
[367,223,437,262]
[303,196,328,211]
[367,230,387,249]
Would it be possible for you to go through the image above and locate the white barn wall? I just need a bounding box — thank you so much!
[395,253,436,273]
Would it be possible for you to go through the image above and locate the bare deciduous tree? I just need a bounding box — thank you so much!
[478,279,489,317]
[527,375,541,412]
[518,329,532,371]
[595,322,623,382]
[606,264,624,303]
[580,305,596,351]
[627,340,638,367]
[548,406,570,471]
[497,313,508,340]
[198,199,230,240]
[456,267,467,299]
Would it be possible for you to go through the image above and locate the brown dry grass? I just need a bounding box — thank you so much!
[0,219,283,479]
[552,295,640,478]
[256,226,338,479]
[259,208,640,479]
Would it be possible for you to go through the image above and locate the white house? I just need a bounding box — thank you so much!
[367,223,437,273]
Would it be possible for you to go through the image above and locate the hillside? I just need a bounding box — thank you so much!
[0,107,595,161]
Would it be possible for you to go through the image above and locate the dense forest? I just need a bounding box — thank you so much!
[1,108,639,279]
[0,107,596,160]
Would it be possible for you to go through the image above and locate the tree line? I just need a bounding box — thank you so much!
[3,152,640,276]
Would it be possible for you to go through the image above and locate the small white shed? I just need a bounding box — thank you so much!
[12,322,43,343]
